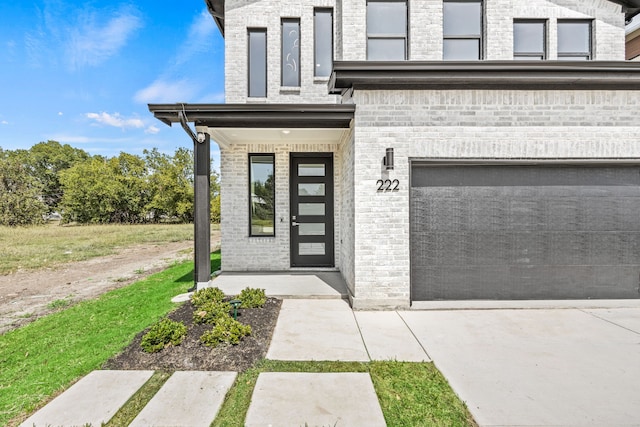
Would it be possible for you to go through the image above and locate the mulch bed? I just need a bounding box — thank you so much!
[104,297,282,372]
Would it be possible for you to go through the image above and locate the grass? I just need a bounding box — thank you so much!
[0,251,222,426]
[0,222,220,275]
[212,360,476,427]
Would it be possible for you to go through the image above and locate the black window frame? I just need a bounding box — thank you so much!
[248,28,267,98]
[281,18,301,87]
[314,8,334,78]
[443,0,483,61]
[248,153,276,237]
[366,0,408,61]
[513,19,547,60]
[557,19,593,60]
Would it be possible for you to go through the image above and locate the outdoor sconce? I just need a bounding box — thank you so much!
[383,148,394,170]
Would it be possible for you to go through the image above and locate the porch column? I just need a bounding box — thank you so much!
[193,132,211,289]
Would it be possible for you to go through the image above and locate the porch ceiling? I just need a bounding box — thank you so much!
[208,128,349,148]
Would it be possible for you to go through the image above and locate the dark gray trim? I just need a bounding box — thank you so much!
[249,153,276,238]
[329,60,640,93]
[148,103,355,128]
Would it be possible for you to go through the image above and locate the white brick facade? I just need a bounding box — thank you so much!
[214,0,635,307]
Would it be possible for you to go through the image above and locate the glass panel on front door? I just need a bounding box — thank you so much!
[290,154,334,267]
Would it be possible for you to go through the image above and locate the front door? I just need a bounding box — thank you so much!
[290,153,334,267]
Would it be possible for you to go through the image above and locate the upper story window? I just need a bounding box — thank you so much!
[443,0,483,60]
[557,20,592,60]
[314,9,333,78]
[282,19,301,87]
[513,20,546,60]
[248,29,267,97]
[366,0,408,61]
[249,154,275,237]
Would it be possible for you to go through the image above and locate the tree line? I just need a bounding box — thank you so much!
[0,141,220,226]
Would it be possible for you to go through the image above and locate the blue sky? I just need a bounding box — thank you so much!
[0,0,224,164]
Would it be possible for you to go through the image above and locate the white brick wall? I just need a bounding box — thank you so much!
[224,0,340,103]
[350,89,640,308]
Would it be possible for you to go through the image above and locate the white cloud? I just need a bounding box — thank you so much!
[67,10,142,69]
[134,79,198,103]
[174,10,217,66]
[86,112,145,130]
[58,112,64,116]
[145,125,160,135]
[48,134,133,144]
[1,120,9,125]
[198,92,225,103]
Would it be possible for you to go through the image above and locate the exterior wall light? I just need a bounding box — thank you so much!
[383,148,394,170]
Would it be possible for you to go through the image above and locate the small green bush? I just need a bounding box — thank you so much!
[190,287,225,308]
[200,316,252,348]
[141,318,187,353]
[238,287,267,308]
[193,300,231,325]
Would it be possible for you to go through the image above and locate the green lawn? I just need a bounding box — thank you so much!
[0,223,210,275]
[0,252,220,426]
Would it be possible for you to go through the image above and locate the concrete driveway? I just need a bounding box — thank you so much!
[400,307,640,426]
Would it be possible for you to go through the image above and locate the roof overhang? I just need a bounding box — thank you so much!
[148,103,355,128]
[329,61,640,95]
[205,0,225,36]
[610,0,640,21]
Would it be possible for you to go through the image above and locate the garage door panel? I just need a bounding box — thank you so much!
[411,164,640,300]
[412,265,639,300]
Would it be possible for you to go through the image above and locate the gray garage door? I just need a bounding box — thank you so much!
[410,164,640,300]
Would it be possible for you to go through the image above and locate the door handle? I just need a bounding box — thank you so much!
[292,222,299,227]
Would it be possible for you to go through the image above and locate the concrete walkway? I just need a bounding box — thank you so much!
[21,299,640,426]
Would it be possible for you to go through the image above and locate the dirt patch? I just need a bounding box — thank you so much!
[0,231,220,334]
[104,298,281,372]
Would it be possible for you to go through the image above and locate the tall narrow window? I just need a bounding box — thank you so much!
[248,29,267,97]
[443,0,482,60]
[249,154,275,236]
[314,9,333,77]
[557,20,592,60]
[282,19,300,87]
[514,20,546,60]
[366,0,407,61]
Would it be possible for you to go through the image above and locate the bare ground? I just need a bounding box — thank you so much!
[0,231,220,334]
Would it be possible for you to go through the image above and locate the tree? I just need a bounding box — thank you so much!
[144,148,195,222]
[0,155,47,226]
[17,141,90,212]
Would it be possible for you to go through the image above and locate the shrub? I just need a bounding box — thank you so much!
[141,318,187,353]
[200,316,252,348]
[190,287,225,308]
[238,287,267,308]
[193,300,231,325]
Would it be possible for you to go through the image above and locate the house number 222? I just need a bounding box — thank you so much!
[376,179,400,192]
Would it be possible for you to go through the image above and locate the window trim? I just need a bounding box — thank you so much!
[248,153,276,237]
[314,8,334,78]
[513,19,547,60]
[366,0,408,61]
[557,19,593,60]
[248,28,267,98]
[443,0,484,60]
[281,18,301,87]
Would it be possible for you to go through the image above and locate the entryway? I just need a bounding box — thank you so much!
[289,153,334,267]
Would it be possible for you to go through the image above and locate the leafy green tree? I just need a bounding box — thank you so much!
[13,141,90,212]
[144,148,195,222]
[0,155,47,226]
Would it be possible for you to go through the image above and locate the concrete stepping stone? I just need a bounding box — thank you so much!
[245,372,387,426]
[355,311,431,362]
[267,299,369,361]
[129,371,237,427]
[20,370,153,427]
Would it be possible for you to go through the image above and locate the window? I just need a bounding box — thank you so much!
[282,19,300,87]
[249,154,275,236]
[248,29,267,97]
[443,0,482,60]
[513,20,546,60]
[314,9,333,77]
[366,0,407,60]
[557,20,592,60]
